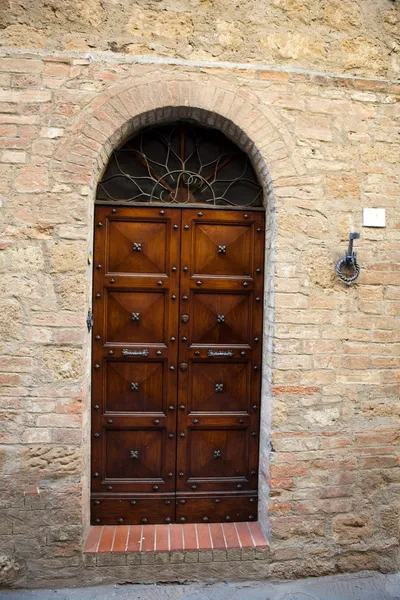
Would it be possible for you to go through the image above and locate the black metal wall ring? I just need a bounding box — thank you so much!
[335,257,360,284]
[335,232,361,285]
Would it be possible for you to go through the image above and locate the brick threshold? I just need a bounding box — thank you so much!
[84,522,268,555]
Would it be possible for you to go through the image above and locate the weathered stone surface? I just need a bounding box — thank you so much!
[0,0,399,77]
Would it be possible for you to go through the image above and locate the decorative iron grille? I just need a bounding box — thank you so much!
[96,123,263,207]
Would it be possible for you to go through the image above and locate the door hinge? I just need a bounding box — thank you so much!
[87,309,94,332]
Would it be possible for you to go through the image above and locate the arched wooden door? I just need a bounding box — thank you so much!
[90,123,265,525]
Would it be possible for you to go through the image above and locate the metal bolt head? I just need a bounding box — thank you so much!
[165,500,171,505]
[153,485,159,490]
[97,222,103,227]
[215,499,220,503]
[243,282,248,287]
[142,517,148,523]
[110,278,115,284]
[95,293,100,298]
[251,470,256,475]
[248,515,255,520]
[94,433,100,438]
[240,351,246,356]
[171,295,176,300]
[95,335,100,340]
[196,281,202,286]
[93,472,99,477]
[179,472,184,477]
[94,364,100,369]
[107,419,113,424]
[165,517,171,523]
[95,518,100,523]
[198,212,203,216]
[160,210,165,215]
[180,499,186,504]
[244,214,248,219]
[180,404,185,410]
[256,297,261,302]
[94,404,99,410]
[118,518,124,524]
[168,433,174,439]
[237,484,242,489]
[154,419,160,425]
[96,264,102,269]
[191,484,197,490]
[156,350,162,355]
[157,280,163,286]
[111,208,117,214]
[226,516,231,521]
[184,225,189,230]
[94,500,100,505]
[180,517,185,522]
[194,350,200,356]
[173,225,178,230]
[203,516,208,522]
[252,431,257,437]
[183,295,188,301]
[169,405,174,411]
[183,266,188,272]
[180,433,185,438]
[170,365,175,371]
[254,337,259,342]
[170,336,176,342]
[193,419,199,424]
[256,268,261,273]
[172,267,177,272]
[130,500,136,505]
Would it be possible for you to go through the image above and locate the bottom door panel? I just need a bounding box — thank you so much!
[176,494,258,524]
[91,496,176,526]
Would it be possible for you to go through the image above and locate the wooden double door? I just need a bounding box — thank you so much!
[91,205,265,525]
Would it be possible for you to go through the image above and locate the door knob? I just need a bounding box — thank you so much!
[180,363,188,372]
[181,315,189,323]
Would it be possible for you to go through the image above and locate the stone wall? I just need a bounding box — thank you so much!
[0,49,399,587]
[0,0,400,79]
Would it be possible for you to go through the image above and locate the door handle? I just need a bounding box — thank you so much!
[180,363,188,372]
[181,314,189,323]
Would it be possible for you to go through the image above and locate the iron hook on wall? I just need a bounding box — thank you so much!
[336,232,361,285]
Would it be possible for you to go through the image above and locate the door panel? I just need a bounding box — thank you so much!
[91,206,264,525]
[105,360,164,413]
[176,208,264,522]
[105,429,164,480]
[190,361,249,413]
[192,223,252,276]
[190,291,251,346]
[106,290,167,344]
[107,219,168,275]
[91,206,181,523]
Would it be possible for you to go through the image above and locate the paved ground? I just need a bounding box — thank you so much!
[1,572,399,600]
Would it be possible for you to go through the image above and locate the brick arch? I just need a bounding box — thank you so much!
[58,75,300,210]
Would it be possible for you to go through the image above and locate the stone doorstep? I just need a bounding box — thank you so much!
[84,522,268,558]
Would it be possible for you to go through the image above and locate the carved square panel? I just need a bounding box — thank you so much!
[105,361,164,413]
[107,220,167,275]
[190,362,249,412]
[190,292,250,345]
[105,429,163,480]
[187,428,247,480]
[192,223,251,276]
[106,290,166,344]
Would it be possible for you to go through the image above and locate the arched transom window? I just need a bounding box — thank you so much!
[96,122,263,207]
